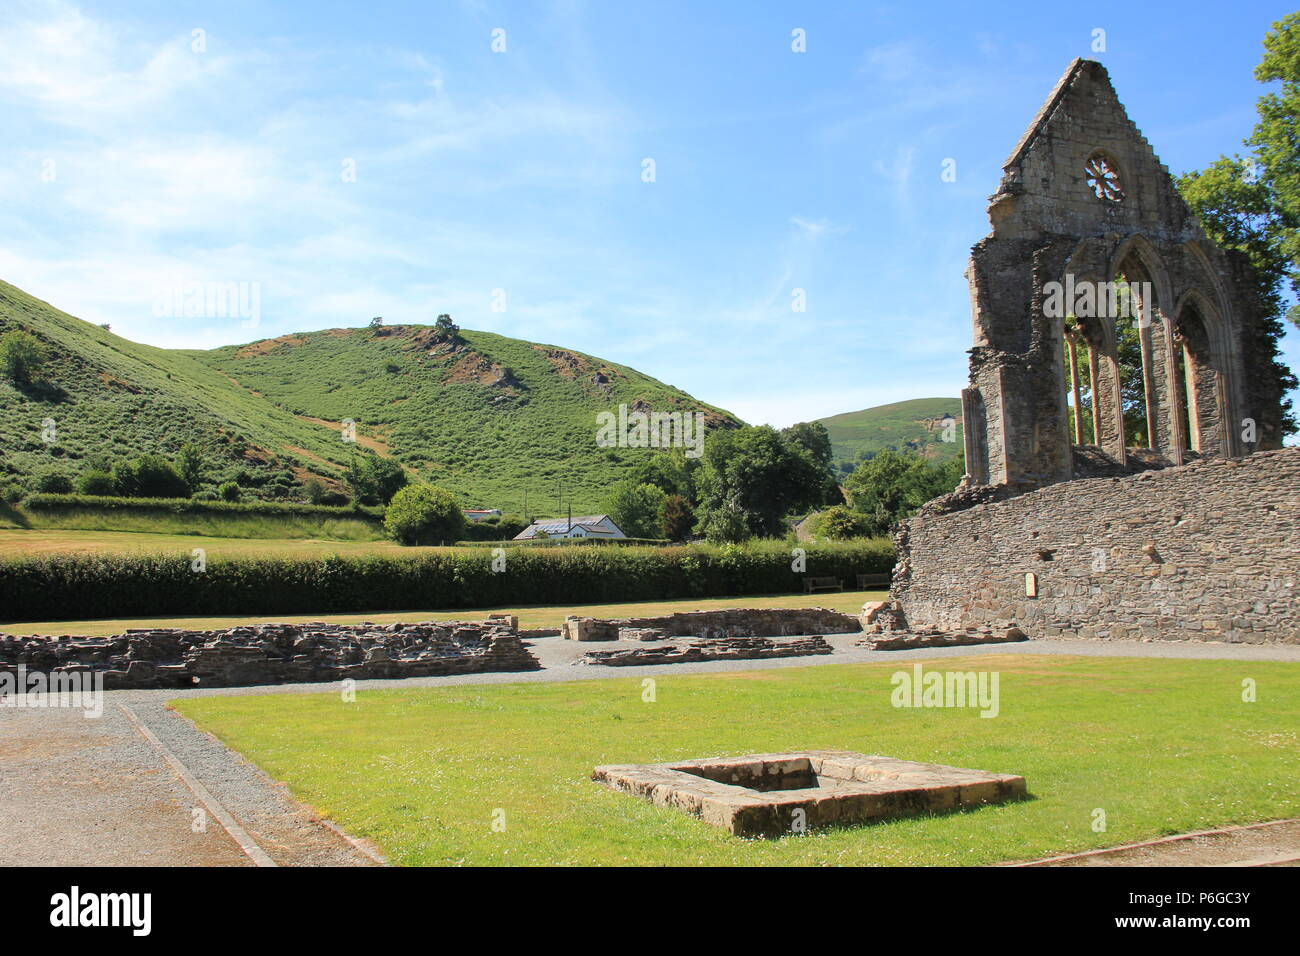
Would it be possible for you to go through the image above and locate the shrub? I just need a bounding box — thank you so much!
[302,478,325,504]
[112,454,190,499]
[385,484,466,545]
[191,490,219,501]
[75,469,116,496]
[36,472,74,494]
[496,513,528,539]
[805,506,874,540]
[0,329,47,385]
[218,481,242,502]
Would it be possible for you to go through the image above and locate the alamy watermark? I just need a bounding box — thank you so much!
[890,663,1000,718]
[152,278,261,328]
[1043,275,1154,328]
[595,404,706,458]
[1,666,104,718]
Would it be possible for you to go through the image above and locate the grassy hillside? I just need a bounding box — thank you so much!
[191,324,739,513]
[0,280,740,513]
[0,280,356,498]
[816,397,962,473]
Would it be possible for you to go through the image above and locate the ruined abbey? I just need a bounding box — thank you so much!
[871,59,1300,645]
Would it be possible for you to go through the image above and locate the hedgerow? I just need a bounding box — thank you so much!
[0,539,894,622]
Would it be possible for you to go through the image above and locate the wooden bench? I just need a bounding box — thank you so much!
[857,573,891,590]
[802,576,843,594]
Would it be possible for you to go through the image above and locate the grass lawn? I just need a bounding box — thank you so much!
[0,527,410,558]
[0,590,884,638]
[173,654,1300,866]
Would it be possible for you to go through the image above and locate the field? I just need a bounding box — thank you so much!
[0,507,384,542]
[174,654,1300,866]
[0,589,882,638]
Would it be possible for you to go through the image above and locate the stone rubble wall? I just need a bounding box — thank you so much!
[885,449,1300,644]
[857,619,1027,651]
[0,621,541,690]
[561,608,860,642]
[577,635,833,667]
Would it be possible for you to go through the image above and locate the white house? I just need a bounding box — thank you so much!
[513,514,626,540]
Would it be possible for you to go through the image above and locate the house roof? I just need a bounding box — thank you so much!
[513,515,623,539]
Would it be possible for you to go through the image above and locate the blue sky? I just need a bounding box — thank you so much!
[2,0,1297,427]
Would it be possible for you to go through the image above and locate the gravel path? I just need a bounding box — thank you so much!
[4,634,1298,866]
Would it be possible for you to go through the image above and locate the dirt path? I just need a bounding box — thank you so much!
[0,699,378,867]
[1014,819,1300,867]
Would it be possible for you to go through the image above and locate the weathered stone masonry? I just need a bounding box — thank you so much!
[883,450,1300,644]
[875,60,1297,646]
[962,59,1283,490]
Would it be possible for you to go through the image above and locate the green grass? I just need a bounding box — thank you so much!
[0,506,383,541]
[174,655,1300,866]
[816,397,963,471]
[0,527,404,558]
[0,589,883,637]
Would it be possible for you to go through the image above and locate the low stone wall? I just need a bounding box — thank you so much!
[885,448,1300,644]
[562,608,860,642]
[577,635,833,667]
[0,621,540,690]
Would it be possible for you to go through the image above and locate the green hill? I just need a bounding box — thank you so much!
[815,397,963,474]
[0,280,740,513]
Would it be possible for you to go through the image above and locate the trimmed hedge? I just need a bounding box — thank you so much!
[22,493,384,521]
[0,540,894,622]
[453,537,672,548]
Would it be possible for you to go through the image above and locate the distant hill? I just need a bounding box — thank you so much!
[0,280,741,513]
[815,397,963,474]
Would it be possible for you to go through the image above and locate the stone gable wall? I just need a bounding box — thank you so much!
[887,449,1300,644]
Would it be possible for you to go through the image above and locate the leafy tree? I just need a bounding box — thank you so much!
[843,450,964,535]
[348,454,408,504]
[176,443,206,491]
[385,484,466,545]
[693,425,825,539]
[660,493,694,541]
[1177,13,1300,443]
[604,480,667,539]
[625,446,697,500]
[434,313,460,340]
[0,330,47,385]
[780,421,842,505]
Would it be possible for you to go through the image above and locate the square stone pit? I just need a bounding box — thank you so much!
[592,750,1027,837]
